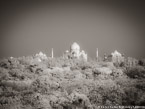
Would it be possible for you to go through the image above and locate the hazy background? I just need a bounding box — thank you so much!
[0,0,145,59]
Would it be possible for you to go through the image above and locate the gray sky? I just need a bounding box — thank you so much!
[0,0,145,59]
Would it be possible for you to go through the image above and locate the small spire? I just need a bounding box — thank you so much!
[51,48,53,58]
[96,48,98,61]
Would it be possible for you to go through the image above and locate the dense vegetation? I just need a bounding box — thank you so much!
[0,55,145,109]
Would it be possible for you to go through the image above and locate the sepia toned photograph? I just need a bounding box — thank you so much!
[0,0,145,109]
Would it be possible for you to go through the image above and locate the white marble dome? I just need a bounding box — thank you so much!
[111,50,122,57]
[70,42,80,50]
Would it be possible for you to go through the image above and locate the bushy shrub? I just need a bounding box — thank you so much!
[18,56,34,65]
[0,67,9,80]
[88,79,125,106]
[82,68,93,79]
[122,87,144,106]
[0,59,10,69]
[98,62,115,68]
[125,66,145,79]
[1,56,145,108]
[111,69,124,78]
[135,80,145,91]
[69,91,92,109]
[138,59,145,66]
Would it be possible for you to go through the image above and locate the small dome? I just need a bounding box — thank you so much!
[65,50,69,53]
[111,50,122,57]
[70,42,80,50]
[81,50,85,53]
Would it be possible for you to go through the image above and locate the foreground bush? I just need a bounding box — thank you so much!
[125,66,145,79]
[0,56,145,109]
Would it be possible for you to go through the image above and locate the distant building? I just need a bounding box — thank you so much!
[107,50,125,63]
[79,50,88,61]
[35,51,48,61]
[104,53,108,61]
[64,42,87,61]
[63,50,71,59]
[125,57,138,67]
[70,42,80,59]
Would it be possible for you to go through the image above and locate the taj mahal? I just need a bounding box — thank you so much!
[34,42,125,63]
[63,42,88,61]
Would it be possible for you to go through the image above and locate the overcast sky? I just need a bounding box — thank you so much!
[0,0,145,59]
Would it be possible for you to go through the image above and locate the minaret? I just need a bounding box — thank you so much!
[51,48,53,58]
[96,48,98,61]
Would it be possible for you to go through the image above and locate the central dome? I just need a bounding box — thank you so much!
[70,42,80,50]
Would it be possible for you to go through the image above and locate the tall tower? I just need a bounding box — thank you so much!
[96,48,98,61]
[51,48,53,58]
